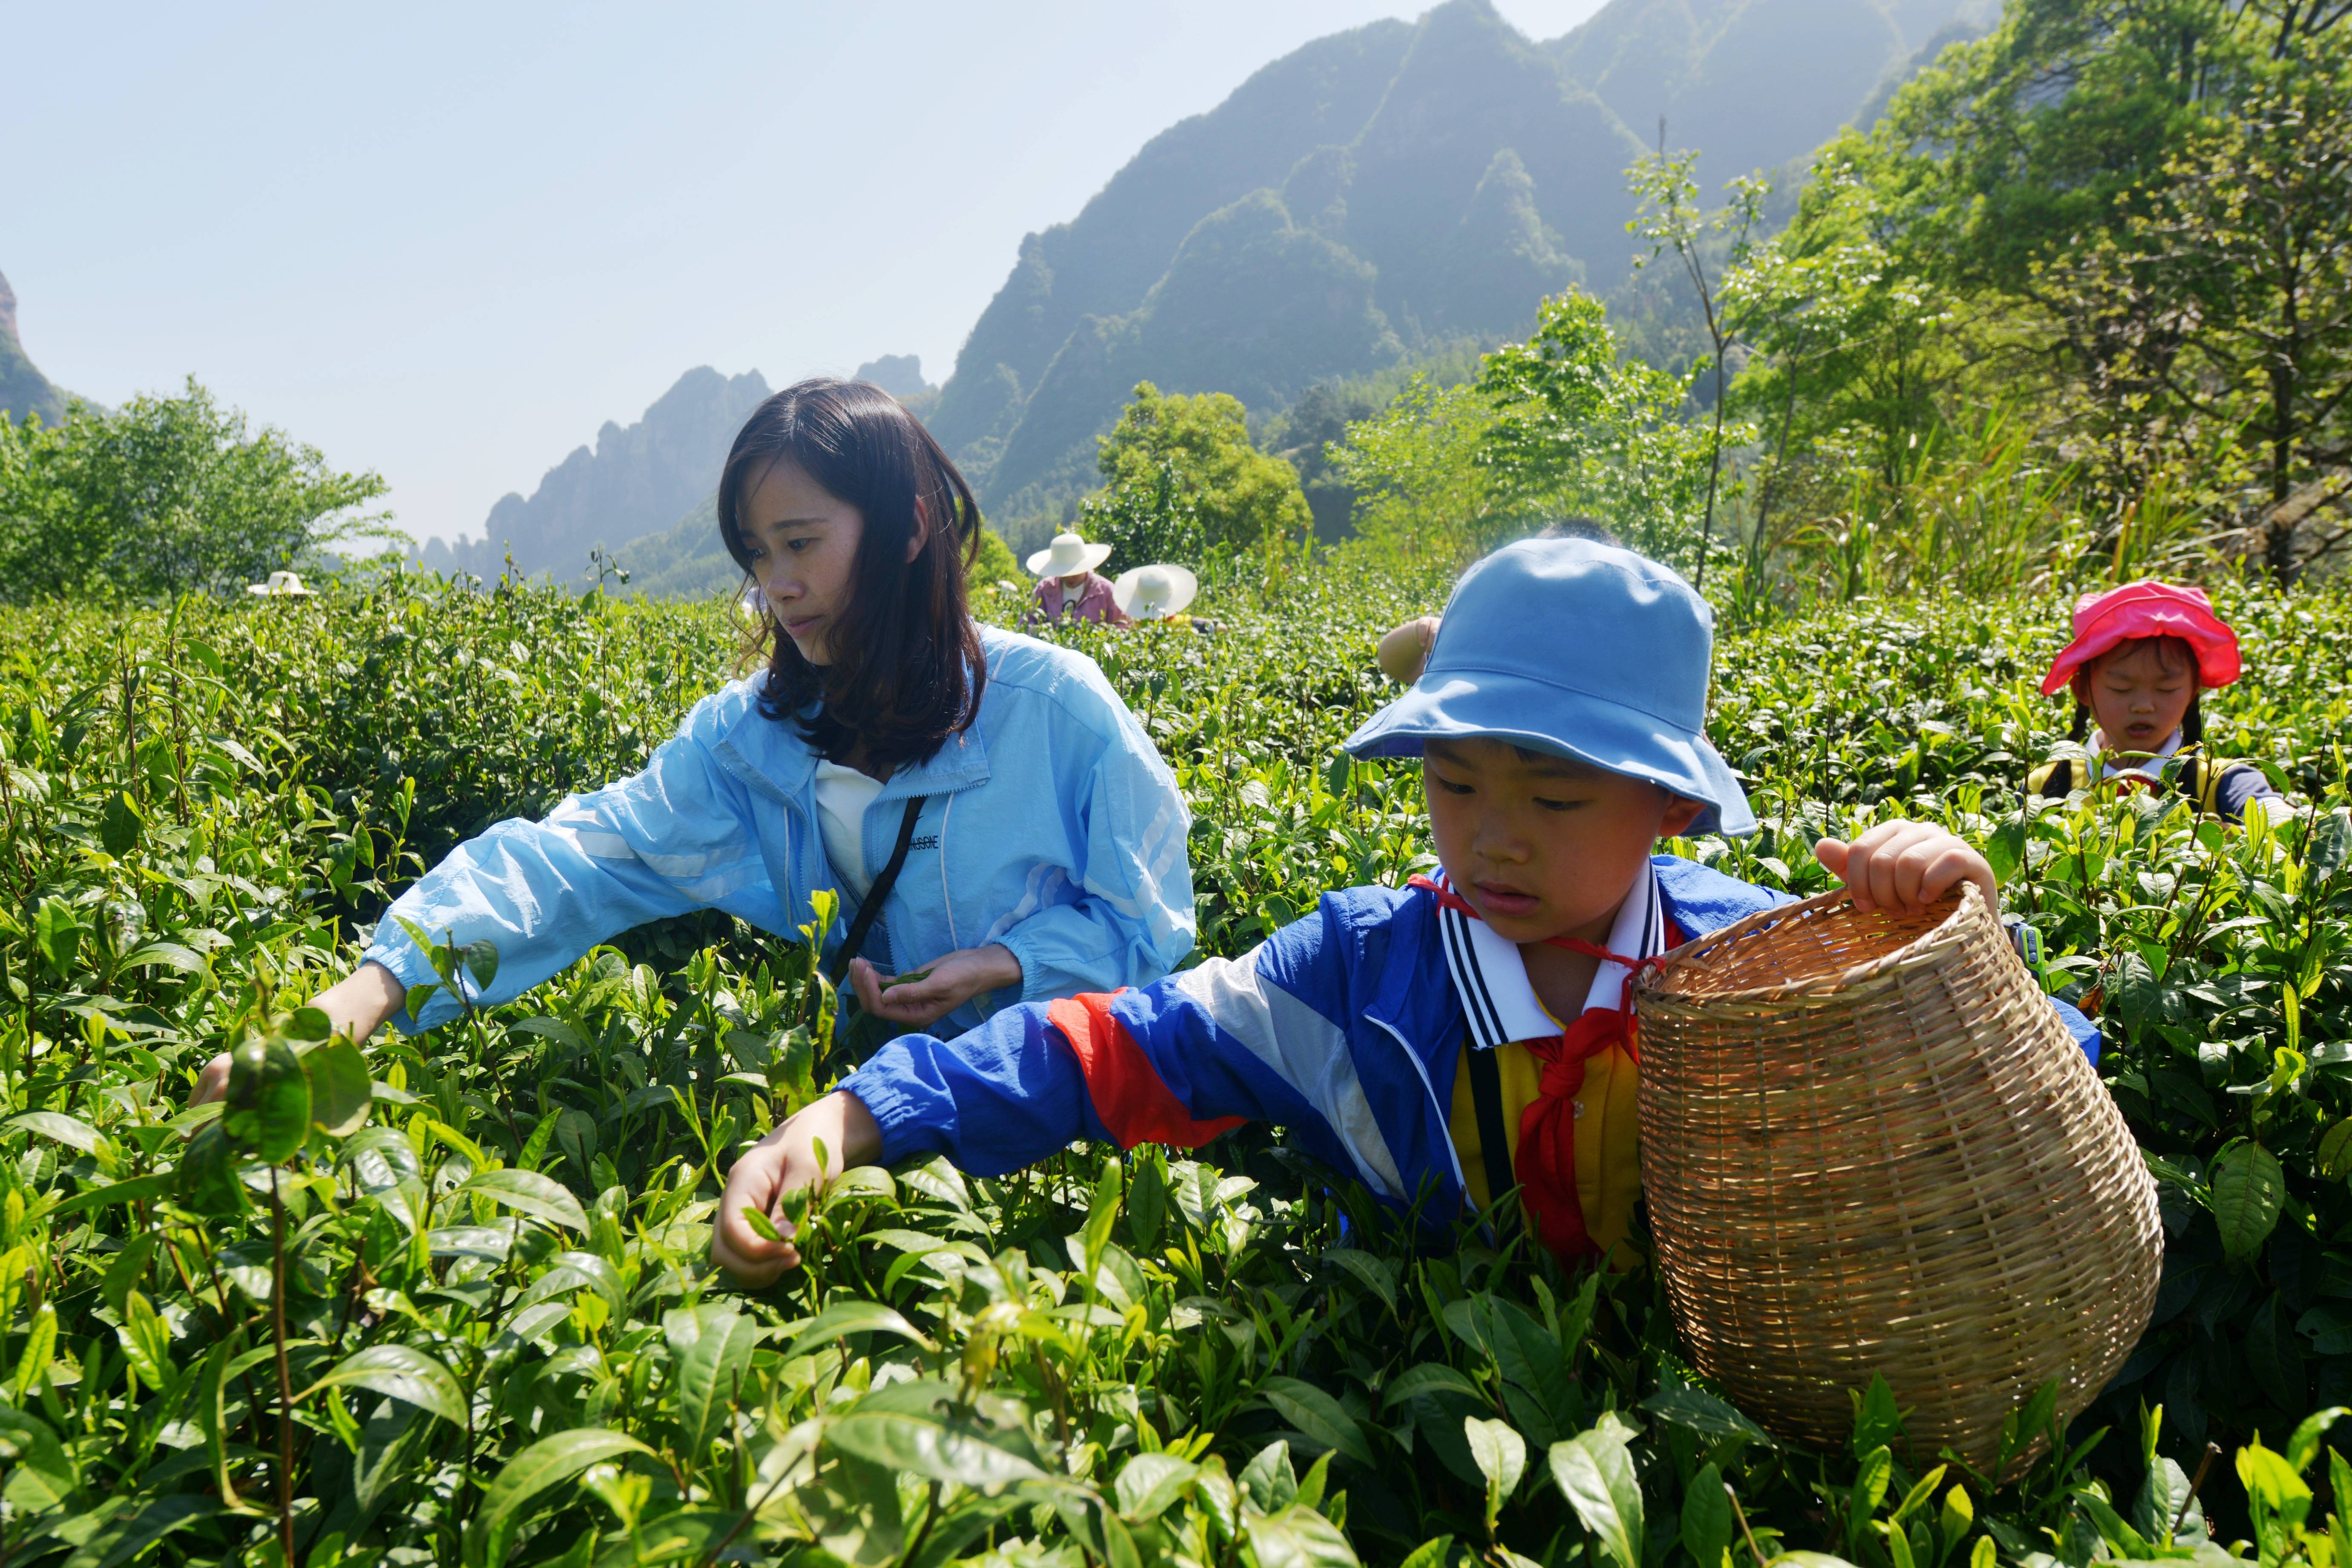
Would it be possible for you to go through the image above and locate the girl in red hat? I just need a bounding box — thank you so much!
[2030,581,2286,824]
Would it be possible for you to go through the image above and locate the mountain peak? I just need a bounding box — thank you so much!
[422,365,771,581]
[853,355,935,400]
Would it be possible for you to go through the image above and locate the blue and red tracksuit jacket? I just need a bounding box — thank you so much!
[840,857,2105,1240]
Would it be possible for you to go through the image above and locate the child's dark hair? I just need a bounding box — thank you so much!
[718,379,986,775]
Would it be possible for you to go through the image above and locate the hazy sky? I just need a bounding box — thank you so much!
[2,0,1608,548]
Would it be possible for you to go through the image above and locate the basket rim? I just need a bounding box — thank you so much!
[1636,879,1989,1006]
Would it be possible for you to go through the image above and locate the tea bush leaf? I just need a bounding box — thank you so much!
[1260,1375,1377,1467]
[1683,1465,1734,1568]
[174,1122,248,1216]
[461,1167,590,1231]
[1465,1414,1527,1508]
[786,1297,935,1354]
[301,1035,372,1135]
[1642,1386,1774,1445]
[470,1426,654,1566]
[1243,1504,1363,1568]
[826,1381,1053,1487]
[1115,1451,1201,1522]
[223,1032,309,1162]
[4,1110,107,1155]
[1550,1417,1646,1568]
[2212,1139,2287,1260]
[304,1343,467,1427]
[666,1300,759,1458]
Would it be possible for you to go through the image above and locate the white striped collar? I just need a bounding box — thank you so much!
[1430,867,1664,1052]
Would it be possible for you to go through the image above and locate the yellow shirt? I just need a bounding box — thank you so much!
[1448,1038,1645,1263]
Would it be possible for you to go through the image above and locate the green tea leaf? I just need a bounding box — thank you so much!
[1640,1386,1772,1446]
[460,1167,588,1232]
[0,1403,76,1511]
[175,1122,248,1217]
[2211,1139,2286,1260]
[470,1427,653,1567]
[459,938,500,992]
[302,1037,372,1137]
[1464,1415,1526,1516]
[785,1297,935,1354]
[1115,1452,1200,1523]
[1549,1420,1645,1568]
[1241,1440,1299,1513]
[304,1344,467,1427]
[1260,1375,1376,1468]
[32,896,82,977]
[223,1032,309,1163]
[5,1110,108,1155]
[2286,1407,2350,1476]
[826,1381,1050,1488]
[1243,1504,1362,1568]
[666,1302,759,1462]
[1682,1466,1733,1568]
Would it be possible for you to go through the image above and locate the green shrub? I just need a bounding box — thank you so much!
[0,381,393,605]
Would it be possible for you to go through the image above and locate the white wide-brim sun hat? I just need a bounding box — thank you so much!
[1113,563,1199,619]
[246,571,315,598]
[1025,531,1114,578]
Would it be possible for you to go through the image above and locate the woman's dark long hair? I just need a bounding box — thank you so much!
[718,379,985,775]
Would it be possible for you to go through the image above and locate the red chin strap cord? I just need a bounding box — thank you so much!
[1409,873,1669,1260]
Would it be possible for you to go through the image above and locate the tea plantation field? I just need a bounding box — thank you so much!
[4,564,2352,1567]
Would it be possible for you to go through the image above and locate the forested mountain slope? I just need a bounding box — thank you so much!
[0,269,66,426]
[934,0,1988,525]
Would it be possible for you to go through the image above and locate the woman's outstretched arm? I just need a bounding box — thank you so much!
[187,691,779,1103]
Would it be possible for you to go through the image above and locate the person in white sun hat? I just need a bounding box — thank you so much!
[1112,563,1215,633]
[246,570,315,598]
[1023,531,1127,628]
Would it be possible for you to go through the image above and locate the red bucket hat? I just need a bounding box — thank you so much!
[2040,580,2241,696]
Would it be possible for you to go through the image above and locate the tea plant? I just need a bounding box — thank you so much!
[6,565,2352,1565]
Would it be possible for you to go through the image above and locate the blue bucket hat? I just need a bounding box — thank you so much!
[1343,538,1755,835]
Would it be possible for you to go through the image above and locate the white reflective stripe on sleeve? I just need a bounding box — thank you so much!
[547,802,747,893]
[1171,952,1407,1200]
[547,804,637,862]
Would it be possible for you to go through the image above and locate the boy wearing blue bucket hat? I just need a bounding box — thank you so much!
[715,539,2100,1282]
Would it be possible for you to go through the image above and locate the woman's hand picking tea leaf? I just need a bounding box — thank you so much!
[847,943,1022,1029]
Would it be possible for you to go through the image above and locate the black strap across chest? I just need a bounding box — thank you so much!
[824,795,929,985]
[1463,1029,1517,1221]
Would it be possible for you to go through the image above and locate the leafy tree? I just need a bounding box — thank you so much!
[1627,152,1771,589]
[1721,135,1967,583]
[1084,382,1312,572]
[2031,59,2352,580]
[966,524,1021,586]
[1474,291,1723,570]
[1078,454,1207,569]
[0,378,391,603]
[1325,376,1507,567]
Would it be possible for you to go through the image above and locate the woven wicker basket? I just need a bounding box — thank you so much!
[1632,881,2160,1472]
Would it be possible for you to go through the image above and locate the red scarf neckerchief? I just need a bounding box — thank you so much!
[1411,873,1671,1260]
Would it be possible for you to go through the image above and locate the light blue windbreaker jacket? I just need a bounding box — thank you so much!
[362,625,1196,1036]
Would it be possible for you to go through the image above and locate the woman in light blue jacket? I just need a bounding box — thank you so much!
[194,380,1192,1095]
